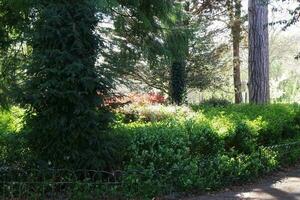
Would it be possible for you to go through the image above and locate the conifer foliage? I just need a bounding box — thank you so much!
[0,0,30,107]
[23,0,109,169]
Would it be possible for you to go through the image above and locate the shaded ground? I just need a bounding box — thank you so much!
[183,164,300,200]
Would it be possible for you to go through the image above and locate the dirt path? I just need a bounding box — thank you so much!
[183,164,300,200]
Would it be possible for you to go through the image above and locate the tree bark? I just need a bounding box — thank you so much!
[229,0,243,104]
[248,0,270,104]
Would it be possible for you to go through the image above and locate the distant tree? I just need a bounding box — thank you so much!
[282,2,300,30]
[104,0,224,104]
[283,2,300,59]
[278,72,300,102]
[100,0,173,91]
[189,0,247,103]
[248,0,270,104]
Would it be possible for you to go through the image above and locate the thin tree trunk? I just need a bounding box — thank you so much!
[248,0,270,104]
[230,0,243,104]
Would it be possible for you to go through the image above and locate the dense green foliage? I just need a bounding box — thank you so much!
[102,0,174,89]
[0,107,26,166]
[0,0,31,107]
[195,97,232,108]
[166,3,189,104]
[18,0,111,169]
[0,107,23,133]
[110,104,300,198]
[0,0,193,171]
[1,104,300,198]
[0,0,300,199]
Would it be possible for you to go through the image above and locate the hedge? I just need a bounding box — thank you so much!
[112,104,300,198]
[1,104,300,199]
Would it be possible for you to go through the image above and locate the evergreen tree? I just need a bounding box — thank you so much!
[166,2,189,105]
[100,0,175,93]
[105,0,222,103]
[22,0,110,169]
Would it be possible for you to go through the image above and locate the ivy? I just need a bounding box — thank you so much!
[21,0,111,169]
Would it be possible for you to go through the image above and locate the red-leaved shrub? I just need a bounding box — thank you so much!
[104,92,165,107]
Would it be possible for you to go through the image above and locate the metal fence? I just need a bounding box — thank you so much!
[1,168,123,200]
[1,140,300,200]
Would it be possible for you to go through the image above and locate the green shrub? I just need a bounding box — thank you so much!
[192,98,232,109]
[112,103,300,198]
[0,133,29,167]
[199,104,300,145]
[2,104,300,199]
[187,124,223,156]
[19,1,112,170]
[116,104,194,123]
[224,122,257,154]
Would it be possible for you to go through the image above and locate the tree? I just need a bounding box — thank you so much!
[105,0,224,104]
[248,0,270,104]
[21,0,111,169]
[18,0,180,169]
[187,0,247,103]
[100,0,173,92]
[283,2,300,59]
[227,0,243,103]
[166,1,225,104]
[166,2,189,105]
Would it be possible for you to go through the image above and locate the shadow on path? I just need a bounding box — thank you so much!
[183,165,300,200]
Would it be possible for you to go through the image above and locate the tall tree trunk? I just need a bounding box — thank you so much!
[229,0,243,104]
[248,0,270,104]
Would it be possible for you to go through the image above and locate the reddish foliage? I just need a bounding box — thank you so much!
[148,92,165,104]
[103,92,165,107]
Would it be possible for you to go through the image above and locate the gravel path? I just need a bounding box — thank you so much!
[183,164,300,200]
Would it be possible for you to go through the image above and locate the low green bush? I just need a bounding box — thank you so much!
[1,104,300,199]
[223,122,257,154]
[191,98,232,109]
[112,103,300,198]
[200,104,300,145]
[115,104,194,123]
